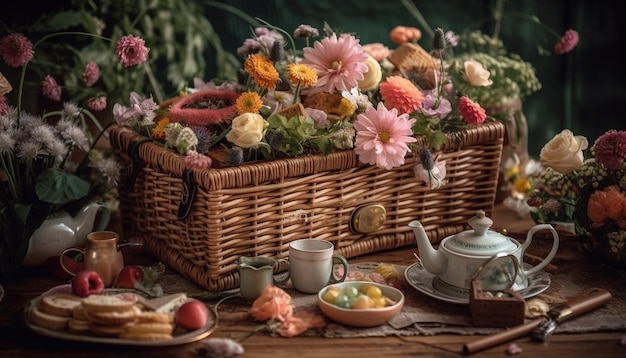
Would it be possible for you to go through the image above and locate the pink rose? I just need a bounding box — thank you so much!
[276,310,326,337]
[250,286,293,322]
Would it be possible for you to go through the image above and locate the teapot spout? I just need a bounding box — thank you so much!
[409,220,446,274]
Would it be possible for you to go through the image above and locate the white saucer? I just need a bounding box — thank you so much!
[404,262,550,304]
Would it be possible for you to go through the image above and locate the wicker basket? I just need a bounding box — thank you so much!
[109,120,505,292]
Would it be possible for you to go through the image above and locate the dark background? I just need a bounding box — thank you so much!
[2,0,624,158]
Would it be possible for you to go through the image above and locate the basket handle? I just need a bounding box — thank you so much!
[177,168,197,220]
[123,138,151,193]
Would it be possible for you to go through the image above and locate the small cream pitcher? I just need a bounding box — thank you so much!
[238,256,289,301]
[59,231,126,287]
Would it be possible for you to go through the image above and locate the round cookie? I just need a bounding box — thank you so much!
[40,293,83,317]
[29,305,70,331]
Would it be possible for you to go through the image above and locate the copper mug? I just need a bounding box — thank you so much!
[60,231,125,287]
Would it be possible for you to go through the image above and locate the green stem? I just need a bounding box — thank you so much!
[142,62,164,103]
[0,154,19,202]
[293,83,301,104]
[492,0,505,40]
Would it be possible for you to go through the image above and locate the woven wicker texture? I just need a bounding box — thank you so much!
[110,121,505,292]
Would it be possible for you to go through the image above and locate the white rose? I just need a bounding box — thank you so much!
[462,60,493,87]
[226,112,268,148]
[358,56,382,92]
[540,129,588,174]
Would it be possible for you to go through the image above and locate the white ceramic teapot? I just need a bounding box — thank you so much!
[409,210,559,297]
[21,201,111,267]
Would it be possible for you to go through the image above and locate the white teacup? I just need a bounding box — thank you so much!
[286,239,349,294]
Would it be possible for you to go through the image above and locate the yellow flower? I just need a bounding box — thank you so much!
[513,177,531,193]
[505,165,520,180]
[337,98,356,118]
[244,54,279,90]
[236,91,263,114]
[287,63,317,87]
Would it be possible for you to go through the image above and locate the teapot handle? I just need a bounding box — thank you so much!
[521,224,560,275]
[94,202,111,231]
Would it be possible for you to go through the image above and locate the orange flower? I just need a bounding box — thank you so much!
[250,286,293,322]
[151,117,170,139]
[276,310,326,337]
[587,186,626,229]
[236,91,263,114]
[244,54,280,90]
[286,63,317,87]
[378,76,423,115]
[389,26,422,45]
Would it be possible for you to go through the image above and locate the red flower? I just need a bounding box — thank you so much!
[0,33,34,67]
[554,29,579,55]
[593,130,626,170]
[458,96,486,125]
[116,35,150,67]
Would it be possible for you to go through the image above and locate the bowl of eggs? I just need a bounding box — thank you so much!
[317,281,404,327]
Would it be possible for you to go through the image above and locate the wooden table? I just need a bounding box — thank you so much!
[1,205,625,357]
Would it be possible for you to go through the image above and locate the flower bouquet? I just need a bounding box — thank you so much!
[522,129,626,268]
[0,30,150,283]
[108,19,506,292]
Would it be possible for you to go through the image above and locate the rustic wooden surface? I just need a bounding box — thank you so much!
[1,205,625,357]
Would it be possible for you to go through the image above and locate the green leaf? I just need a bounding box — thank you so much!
[35,168,90,205]
[428,131,449,151]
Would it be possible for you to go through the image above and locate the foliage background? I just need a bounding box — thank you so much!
[1,0,624,158]
[204,0,624,158]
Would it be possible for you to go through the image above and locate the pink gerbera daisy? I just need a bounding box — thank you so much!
[458,96,486,125]
[0,33,34,67]
[593,130,626,170]
[353,102,417,170]
[83,61,100,87]
[379,76,424,115]
[116,34,150,67]
[41,75,62,101]
[300,33,369,95]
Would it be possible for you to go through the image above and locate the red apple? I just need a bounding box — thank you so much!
[115,265,143,289]
[174,301,209,331]
[72,270,105,297]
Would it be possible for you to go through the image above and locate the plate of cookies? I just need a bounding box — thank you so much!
[23,286,218,346]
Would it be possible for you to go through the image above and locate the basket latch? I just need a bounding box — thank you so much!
[123,138,151,193]
[349,203,386,234]
[177,168,197,220]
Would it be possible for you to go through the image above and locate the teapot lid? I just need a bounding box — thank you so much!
[443,210,518,256]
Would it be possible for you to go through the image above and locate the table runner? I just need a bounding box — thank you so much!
[160,262,626,338]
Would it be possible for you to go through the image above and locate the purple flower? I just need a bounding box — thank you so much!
[421,91,452,119]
